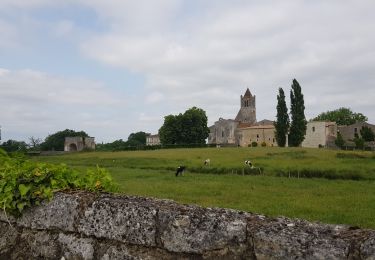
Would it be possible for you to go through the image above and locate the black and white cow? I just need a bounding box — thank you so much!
[175,166,186,176]
[245,160,253,168]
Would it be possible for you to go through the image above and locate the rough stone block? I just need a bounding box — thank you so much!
[248,216,349,259]
[158,204,249,254]
[16,192,83,232]
[78,194,157,246]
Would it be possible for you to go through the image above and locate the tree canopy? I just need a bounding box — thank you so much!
[127,131,147,146]
[41,129,89,151]
[312,107,367,126]
[289,79,307,147]
[274,87,289,147]
[360,126,375,142]
[0,139,27,153]
[96,131,148,151]
[159,107,209,145]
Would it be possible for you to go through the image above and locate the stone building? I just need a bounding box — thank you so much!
[146,134,160,146]
[237,120,277,147]
[301,121,337,148]
[337,122,375,141]
[235,88,256,124]
[208,119,239,145]
[208,88,276,146]
[64,137,95,152]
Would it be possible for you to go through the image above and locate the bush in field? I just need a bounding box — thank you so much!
[360,126,375,142]
[335,132,345,148]
[354,135,365,150]
[261,142,267,147]
[0,149,117,216]
[251,141,258,147]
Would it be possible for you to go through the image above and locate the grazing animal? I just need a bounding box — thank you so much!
[175,166,186,176]
[245,160,253,167]
[204,158,210,166]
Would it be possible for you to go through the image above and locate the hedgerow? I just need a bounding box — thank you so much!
[0,149,117,216]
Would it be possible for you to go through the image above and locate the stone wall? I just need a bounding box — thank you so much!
[1,191,374,259]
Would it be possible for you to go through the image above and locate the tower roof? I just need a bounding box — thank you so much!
[244,88,252,97]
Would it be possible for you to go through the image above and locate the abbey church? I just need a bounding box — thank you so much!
[208,88,277,147]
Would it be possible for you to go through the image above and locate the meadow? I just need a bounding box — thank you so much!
[32,147,375,228]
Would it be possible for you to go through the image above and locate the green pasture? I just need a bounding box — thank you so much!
[32,147,375,228]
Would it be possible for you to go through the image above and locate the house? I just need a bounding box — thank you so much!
[301,121,337,148]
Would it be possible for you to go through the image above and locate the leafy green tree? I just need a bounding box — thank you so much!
[354,135,365,150]
[289,79,307,147]
[360,126,375,142]
[312,107,367,126]
[159,107,209,145]
[274,88,289,147]
[335,131,345,148]
[159,114,182,145]
[127,131,147,146]
[41,129,88,151]
[0,139,27,153]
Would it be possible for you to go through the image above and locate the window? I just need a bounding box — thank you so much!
[354,128,357,133]
[312,126,315,132]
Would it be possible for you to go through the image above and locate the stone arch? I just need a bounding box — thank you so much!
[68,143,78,151]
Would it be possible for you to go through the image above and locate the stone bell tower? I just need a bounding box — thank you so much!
[235,88,256,124]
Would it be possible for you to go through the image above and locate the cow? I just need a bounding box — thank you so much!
[204,158,210,166]
[245,160,253,168]
[175,166,186,176]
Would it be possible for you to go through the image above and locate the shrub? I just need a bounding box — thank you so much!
[251,141,258,147]
[0,152,117,216]
[261,142,267,147]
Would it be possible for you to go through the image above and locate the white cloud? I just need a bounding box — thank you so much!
[78,1,375,125]
[55,20,75,37]
[0,68,131,142]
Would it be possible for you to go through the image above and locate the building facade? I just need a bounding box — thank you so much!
[337,122,375,141]
[146,134,161,146]
[208,119,239,145]
[237,124,277,147]
[301,121,337,148]
[64,137,95,152]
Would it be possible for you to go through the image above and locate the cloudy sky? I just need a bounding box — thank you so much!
[1,0,374,143]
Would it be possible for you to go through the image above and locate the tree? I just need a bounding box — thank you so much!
[274,88,289,147]
[41,129,89,151]
[127,132,147,146]
[360,126,375,142]
[312,107,367,126]
[335,131,345,148]
[159,107,209,145]
[289,79,307,147]
[354,134,365,150]
[28,136,42,151]
[0,139,27,153]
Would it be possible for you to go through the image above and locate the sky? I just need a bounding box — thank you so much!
[0,0,374,143]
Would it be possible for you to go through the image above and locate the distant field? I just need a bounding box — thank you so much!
[32,147,375,228]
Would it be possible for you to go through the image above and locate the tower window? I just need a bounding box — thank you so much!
[312,126,315,132]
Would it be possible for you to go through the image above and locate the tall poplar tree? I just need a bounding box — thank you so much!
[289,79,307,147]
[274,88,289,147]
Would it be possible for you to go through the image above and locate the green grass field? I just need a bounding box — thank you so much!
[32,147,375,228]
